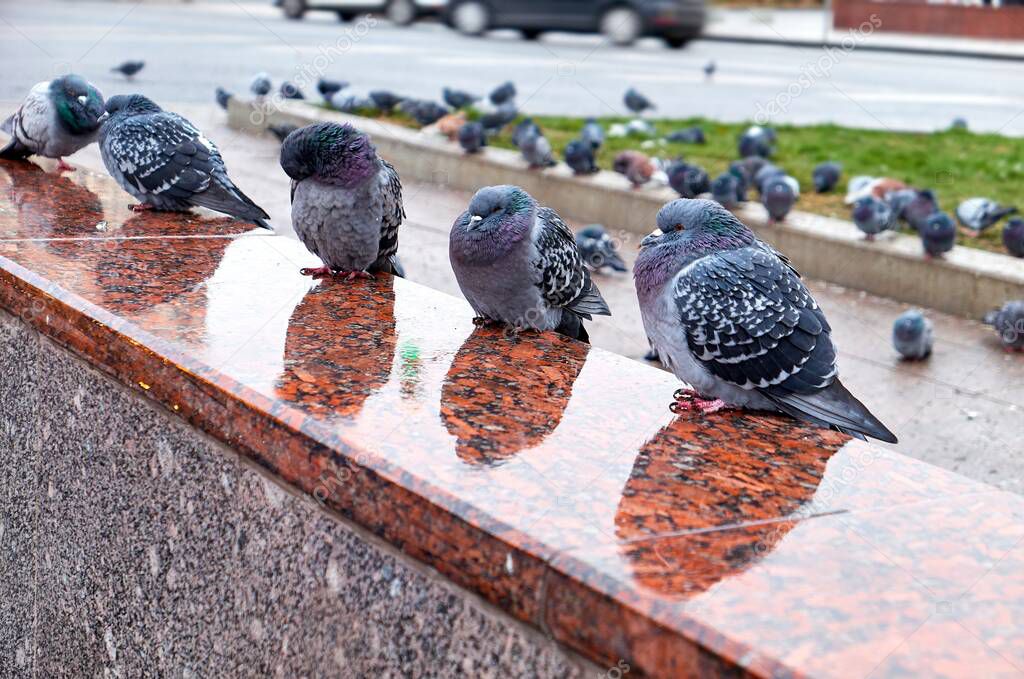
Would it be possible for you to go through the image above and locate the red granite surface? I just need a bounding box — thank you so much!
[2,159,1023,678]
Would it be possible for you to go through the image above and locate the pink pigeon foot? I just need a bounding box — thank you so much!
[300,266,333,278]
[670,388,729,415]
[130,203,155,212]
[55,158,76,172]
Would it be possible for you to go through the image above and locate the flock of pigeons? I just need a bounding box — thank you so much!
[2,71,1023,447]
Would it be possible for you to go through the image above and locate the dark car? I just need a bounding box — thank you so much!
[446,0,705,47]
[278,0,447,24]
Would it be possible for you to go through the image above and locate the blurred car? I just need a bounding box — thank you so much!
[277,0,447,24]
[445,0,705,47]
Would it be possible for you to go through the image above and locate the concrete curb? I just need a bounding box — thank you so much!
[700,34,1024,63]
[228,99,1024,320]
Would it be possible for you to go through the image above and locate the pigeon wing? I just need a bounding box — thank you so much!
[534,207,610,318]
[375,160,405,266]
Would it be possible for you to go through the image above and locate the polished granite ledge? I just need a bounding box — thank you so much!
[2,159,1023,678]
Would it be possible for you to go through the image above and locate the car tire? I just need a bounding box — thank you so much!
[521,28,542,40]
[337,11,356,21]
[386,0,417,25]
[282,0,306,20]
[600,6,642,46]
[665,36,691,49]
[450,1,490,36]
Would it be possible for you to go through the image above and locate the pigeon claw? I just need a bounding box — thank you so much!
[670,388,729,415]
[338,270,373,282]
[129,203,155,212]
[300,266,334,278]
[55,159,76,173]
[472,316,498,327]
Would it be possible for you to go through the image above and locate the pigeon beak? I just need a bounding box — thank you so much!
[96,111,110,125]
[468,214,484,229]
[640,228,663,248]
[77,95,88,105]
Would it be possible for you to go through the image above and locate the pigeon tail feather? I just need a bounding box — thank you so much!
[766,379,897,443]
[0,135,30,160]
[567,280,611,319]
[555,312,590,344]
[190,179,271,229]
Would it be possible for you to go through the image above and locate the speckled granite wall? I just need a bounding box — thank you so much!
[0,310,592,679]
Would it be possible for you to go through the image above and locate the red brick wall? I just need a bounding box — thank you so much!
[834,0,1024,40]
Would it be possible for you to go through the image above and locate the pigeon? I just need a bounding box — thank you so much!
[845,176,909,205]
[703,60,716,80]
[268,123,298,143]
[626,119,656,137]
[984,300,1024,352]
[812,162,842,193]
[576,224,626,273]
[280,122,405,278]
[449,185,611,343]
[762,176,797,222]
[519,130,556,169]
[956,197,1017,236]
[737,156,769,185]
[317,78,348,99]
[851,195,894,239]
[564,139,598,175]
[99,94,271,230]
[892,310,933,361]
[711,172,740,208]
[613,151,654,189]
[480,102,517,133]
[883,188,918,222]
[753,163,785,195]
[400,99,449,127]
[633,198,896,442]
[458,121,486,154]
[951,117,968,131]
[665,126,705,144]
[920,212,956,258]
[436,112,467,140]
[489,81,516,106]
[1,75,105,171]
[330,93,377,114]
[369,90,404,112]
[580,118,604,149]
[279,81,304,100]
[511,117,541,149]
[215,86,232,111]
[1003,217,1024,257]
[738,126,774,158]
[624,88,655,115]
[250,72,272,98]
[667,161,709,199]
[903,189,940,232]
[727,161,751,201]
[442,87,479,110]
[111,60,145,79]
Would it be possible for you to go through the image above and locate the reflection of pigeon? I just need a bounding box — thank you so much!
[215,86,232,111]
[665,126,705,144]
[851,196,894,239]
[581,118,604,149]
[1,75,105,170]
[920,212,956,258]
[369,90,404,112]
[489,81,516,106]
[442,87,479,109]
[984,301,1024,351]
[738,125,774,158]
[956,197,1017,235]
[317,78,348,99]
[812,162,842,193]
[280,122,405,278]
[250,72,272,97]
[458,121,486,154]
[624,87,655,114]
[576,224,626,273]
[100,94,271,229]
[904,189,940,232]
[892,309,933,361]
[613,151,654,188]
[449,185,611,342]
[279,81,304,100]
[634,198,896,442]
[564,139,598,175]
[711,173,740,208]
[1003,217,1024,257]
[762,176,796,222]
[111,60,145,79]
[268,123,298,143]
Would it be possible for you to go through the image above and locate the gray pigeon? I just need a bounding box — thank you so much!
[564,139,598,175]
[449,185,611,343]
[665,126,705,144]
[851,195,894,239]
[268,123,298,143]
[920,212,956,258]
[951,117,968,131]
[580,118,604,149]
[753,163,785,195]
[400,99,448,127]
[667,161,709,199]
[215,86,232,111]
[1003,217,1024,257]
[519,130,555,169]
[738,126,774,158]
[330,92,377,114]
[633,198,896,442]
[762,176,796,222]
[511,118,540,149]
[1,75,105,171]
[575,224,626,273]
[99,94,271,229]
[956,197,1017,235]
[812,162,842,193]
[489,81,516,106]
[280,122,404,279]
[883,188,918,222]
[442,87,479,109]
[904,189,940,232]
[624,88,655,115]
[726,162,750,201]
[711,172,740,208]
[317,78,348,99]
[892,309,933,360]
[279,81,304,100]
[480,102,517,133]
[111,60,145,79]
[458,121,486,154]
[984,301,1024,352]
[369,90,404,112]
[250,72,272,98]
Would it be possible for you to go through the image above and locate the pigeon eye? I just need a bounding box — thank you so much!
[674,223,685,231]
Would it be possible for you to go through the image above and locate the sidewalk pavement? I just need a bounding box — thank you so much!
[705,8,1024,60]
[60,104,1024,493]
